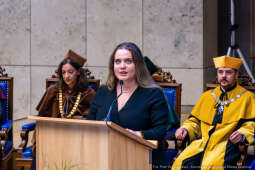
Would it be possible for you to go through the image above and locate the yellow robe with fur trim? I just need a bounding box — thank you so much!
[172,85,255,170]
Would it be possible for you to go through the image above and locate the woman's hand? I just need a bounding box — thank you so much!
[126,128,143,138]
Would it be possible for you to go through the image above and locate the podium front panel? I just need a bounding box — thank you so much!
[33,118,154,170]
[36,121,109,170]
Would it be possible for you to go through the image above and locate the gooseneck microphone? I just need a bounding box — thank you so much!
[104,80,124,121]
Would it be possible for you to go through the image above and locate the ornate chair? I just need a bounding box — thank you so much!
[159,82,182,165]
[152,70,182,166]
[158,82,181,120]
[151,67,182,120]
[15,71,100,170]
[0,67,14,170]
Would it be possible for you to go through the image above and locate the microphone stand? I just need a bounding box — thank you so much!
[104,80,123,121]
[227,0,255,83]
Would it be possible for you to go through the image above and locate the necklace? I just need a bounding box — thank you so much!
[121,85,138,94]
[211,89,247,106]
[59,84,81,118]
[122,90,131,93]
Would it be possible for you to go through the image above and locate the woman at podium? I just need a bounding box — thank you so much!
[87,42,170,170]
[30,50,96,170]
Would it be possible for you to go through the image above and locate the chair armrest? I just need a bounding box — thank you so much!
[0,120,13,141]
[0,120,13,158]
[165,128,177,141]
[237,141,248,168]
[166,129,189,157]
[176,137,189,155]
[22,122,36,131]
[17,122,36,155]
[1,120,12,131]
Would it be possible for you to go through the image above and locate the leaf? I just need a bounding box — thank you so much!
[54,162,59,170]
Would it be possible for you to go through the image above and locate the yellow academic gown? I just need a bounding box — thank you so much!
[172,84,255,170]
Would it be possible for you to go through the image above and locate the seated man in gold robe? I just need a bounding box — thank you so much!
[172,56,255,170]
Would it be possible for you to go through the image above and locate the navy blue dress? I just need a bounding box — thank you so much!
[87,85,170,169]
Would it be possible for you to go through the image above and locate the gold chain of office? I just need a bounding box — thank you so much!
[211,89,247,106]
[58,85,81,118]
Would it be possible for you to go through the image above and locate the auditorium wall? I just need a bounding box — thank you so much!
[0,0,218,119]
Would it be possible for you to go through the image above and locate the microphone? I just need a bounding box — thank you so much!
[104,80,124,121]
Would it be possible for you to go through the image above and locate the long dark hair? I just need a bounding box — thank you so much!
[106,42,159,90]
[57,58,88,92]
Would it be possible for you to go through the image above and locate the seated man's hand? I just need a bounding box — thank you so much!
[229,131,244,144]
[175,128,187,140]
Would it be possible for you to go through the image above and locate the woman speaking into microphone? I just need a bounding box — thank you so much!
[87,42,171,170]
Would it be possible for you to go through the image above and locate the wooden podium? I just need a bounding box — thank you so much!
[28,116,157,170]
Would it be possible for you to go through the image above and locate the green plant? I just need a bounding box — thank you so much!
[49,160,80,170]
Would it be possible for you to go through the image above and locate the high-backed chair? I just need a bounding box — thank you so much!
[156,82,182,166]
[158,82,181,120]
[145,62,182,166]
[0,67,14,170]
[144,56,181,129]
[15,77,100,170]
